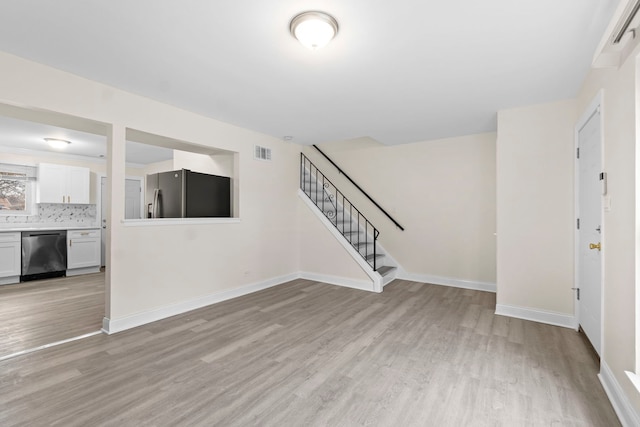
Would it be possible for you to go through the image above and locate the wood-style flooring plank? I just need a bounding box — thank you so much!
[0,273,104,357]
[0,278,621,426]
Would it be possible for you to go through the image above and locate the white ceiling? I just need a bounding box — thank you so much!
[0,115,173,165]
[0,1,620,146]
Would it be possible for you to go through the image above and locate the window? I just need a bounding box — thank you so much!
[0,163,37,215]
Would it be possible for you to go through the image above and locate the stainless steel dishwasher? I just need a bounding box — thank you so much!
[21,230,67,281]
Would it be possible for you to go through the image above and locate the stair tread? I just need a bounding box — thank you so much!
[302,168,388,274]
[376,266,396,276]
[353,241,374,247]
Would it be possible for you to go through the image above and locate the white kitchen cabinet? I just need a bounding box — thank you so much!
[67,229,101,274]
[0,232,21,285]
[38,163,90,204]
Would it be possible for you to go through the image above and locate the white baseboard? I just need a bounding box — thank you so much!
[599,362,640,427]
[495,303,575,329]
[102,272,299,334]
[396,271,496,293]
[102,270,387,334]
[298,190,383,291]
[299,271,378,293]
[0,276,19,285]
[67,266,100,277]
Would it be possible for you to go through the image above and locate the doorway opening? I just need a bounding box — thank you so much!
[0,103,109,359]
[100,175,143,267]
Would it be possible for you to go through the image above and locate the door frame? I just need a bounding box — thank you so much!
[573,90,605,356]
[96,174,144,266]
[97,174,145,222]
[124,176,144,219]
[97,174,107,267]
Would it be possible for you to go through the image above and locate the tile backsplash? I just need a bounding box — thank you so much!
[0,203,98,228]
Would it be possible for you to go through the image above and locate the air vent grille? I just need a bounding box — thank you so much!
[254,145,272,161]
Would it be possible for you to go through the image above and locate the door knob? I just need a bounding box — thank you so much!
[589,242,601,251]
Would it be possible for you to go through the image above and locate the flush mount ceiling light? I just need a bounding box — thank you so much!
[44,138,71,149]
[290,11,338,50]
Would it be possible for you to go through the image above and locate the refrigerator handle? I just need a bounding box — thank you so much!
[153,189,160,218]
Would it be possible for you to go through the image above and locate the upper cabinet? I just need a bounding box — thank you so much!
[37,163,90,204]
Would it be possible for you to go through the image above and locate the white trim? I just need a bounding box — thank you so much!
[102,270,385,334]
[626,370,640,395]
[97,173,106,268]
[66,266,100,277]
[102,273,299,334]
[495,303,575,329]
[375,240,400,287]
[0,276,19,285]
[298,189,383,291]
[599,361,640,427]
[125,175,144,219]
[397,271,496,293]
[122,217,241,227]
[299,272,377,292]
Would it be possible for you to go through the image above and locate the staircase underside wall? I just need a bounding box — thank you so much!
[298,196,375,291]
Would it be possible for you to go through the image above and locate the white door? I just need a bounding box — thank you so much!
[101,177,107,267]
[100,177,143,267]
[577,106,602,355]
[124,178,142,220]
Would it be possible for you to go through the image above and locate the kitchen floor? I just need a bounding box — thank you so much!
[0,272,104,358]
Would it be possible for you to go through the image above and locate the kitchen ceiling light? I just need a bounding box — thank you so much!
[290,11,338,50]
[44,138,71,149]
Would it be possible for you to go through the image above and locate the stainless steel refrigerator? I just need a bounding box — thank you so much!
[146,169,231,218]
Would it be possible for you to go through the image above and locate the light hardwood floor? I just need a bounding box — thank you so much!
[0,273,104,357]
[0,279,620,426]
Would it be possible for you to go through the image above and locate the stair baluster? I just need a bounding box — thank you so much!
[300,153,389,272]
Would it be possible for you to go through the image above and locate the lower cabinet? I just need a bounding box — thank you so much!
[67,229,101,274]
[0,232,21,285]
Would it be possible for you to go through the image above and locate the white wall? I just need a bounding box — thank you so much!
[143,159,173,176]
[173,150,234,177]
[306,133,497,287]
[578,45,640,414]
[298,197,372,285]
[0,51,300,324]
[496,99,577,316]
[494,39,640,419]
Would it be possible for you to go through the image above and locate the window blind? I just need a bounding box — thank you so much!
[0,163,38,181]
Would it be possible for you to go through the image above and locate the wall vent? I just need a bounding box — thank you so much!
[254,145,272,161]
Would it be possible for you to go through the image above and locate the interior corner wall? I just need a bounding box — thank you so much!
[578,45,640,414]
[0,51,301,323]
[305,133,497,287]
[496,99,577,315]
[173,150,233,177]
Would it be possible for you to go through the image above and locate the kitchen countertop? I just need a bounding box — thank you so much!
[0,225,100,232]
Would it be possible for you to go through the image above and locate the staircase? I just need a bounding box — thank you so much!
[300,153,397,287]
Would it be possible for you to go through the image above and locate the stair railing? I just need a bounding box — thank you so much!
[300,153,380,271]
[312,144,405,231]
